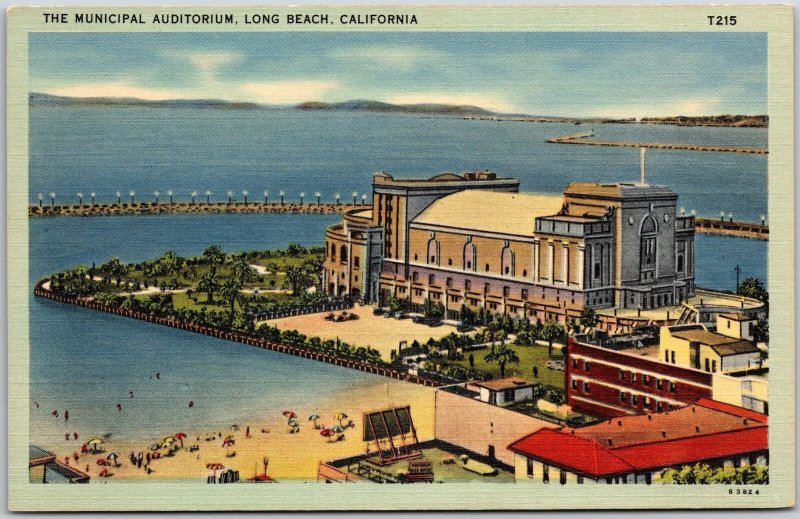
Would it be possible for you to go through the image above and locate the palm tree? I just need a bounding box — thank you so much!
[541,320,565,357]
[220,278,243,316]
[232,257,259,285]
[202,245,226,273]
[197,271,220,304]
[483,344,520,378]
[283,266,309,296]
[737,277,768,304]
[579,308,599,332]
[160,251,180,275]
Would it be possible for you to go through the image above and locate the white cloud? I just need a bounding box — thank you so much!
[160,50,243,75]
[386,93,518,113]
[239,80,339,104]
[48,81,186,100]
[329,45,443,71]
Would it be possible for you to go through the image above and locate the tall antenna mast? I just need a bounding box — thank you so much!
[640,147,646,185]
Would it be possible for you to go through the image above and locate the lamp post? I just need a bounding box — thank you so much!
[279,191,285,205]
[680,207,685,216]
[227,190,234,205]
[116,191,122,204]
[728,212,733,223]
[77,192,83,206]
[37,193,43,208]
[335,193,340,205]
[263,190,269,205]
[50,192,55,207]
[129,191,136,204]
[243,190,248,206]
[352,191,357,205]
[361,194,366,205]
[691,209,696,216]
[720,211,725,222]
[315,192,321,205]
[90,192,96,205]
[299,192,305,206]
[761,214,766,225]
[154,191,160,204]
[205,190,211,204]
[167,190,173,205]
[191,191,197,204]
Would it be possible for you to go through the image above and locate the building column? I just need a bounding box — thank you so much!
[577,245,585,289]
[532,239,539,282]
[547,241,554,283]
[562,242,569,286]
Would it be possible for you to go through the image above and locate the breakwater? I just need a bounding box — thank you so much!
[695,217,768,240]
[547,132,768,154]
[28,201,364,218]
[33,282,441,388]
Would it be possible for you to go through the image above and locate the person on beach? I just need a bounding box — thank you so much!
[116,403,122,412]
[81,443,88,454]
[188,400,193,408]
[64,456,69,465]
[64,410,68,421]
[64,432,70,441]
[52,409,58,417]
[73,432,78,440]
[245,426,250,438]
[72,451,79,462]
[156,372,160,380]
[34,401,39,408]
[129,391,134,398]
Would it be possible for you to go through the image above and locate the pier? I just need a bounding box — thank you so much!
[547,132,768,154]
[28,201,363,218]
[695,217,768,240]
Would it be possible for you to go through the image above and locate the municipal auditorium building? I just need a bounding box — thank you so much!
[323,171,695,322]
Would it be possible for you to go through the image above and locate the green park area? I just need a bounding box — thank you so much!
[448,343,564,389]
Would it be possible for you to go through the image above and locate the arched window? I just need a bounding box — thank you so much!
[501,246,514,277]
[340,244,348,264]
[427,238,439,266]
[330,243,337,261]
[640,216,657,280]
[463,241,476,271]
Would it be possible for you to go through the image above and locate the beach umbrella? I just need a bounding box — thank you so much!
[148,443,160,451]
[332,425,344,433]
[282,410,296,419]
[106,452,119,467]
[87,437,104,452]
[174,432,187,448]
[206,462,224,479]
[320,428,335,442]
[96,459,108,466]
[333,412,348,426]
[308,413,321,428]
[162,435,175,445]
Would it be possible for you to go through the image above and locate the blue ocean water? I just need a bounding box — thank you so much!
[30,106,768,221]
[27,108,768,449]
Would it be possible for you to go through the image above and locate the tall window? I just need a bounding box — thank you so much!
[463,241,476,271]
[427,238,439,265]
[542,464,550,484]
[340,244,348,264]
[526,458,534,478]
[640,217,657,281]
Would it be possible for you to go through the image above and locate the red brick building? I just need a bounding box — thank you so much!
[565,335,713,418]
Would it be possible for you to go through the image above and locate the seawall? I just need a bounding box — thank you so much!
[29,201,364,218]
[33,282,441,388]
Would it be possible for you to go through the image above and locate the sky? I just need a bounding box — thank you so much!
[29,32,767,118]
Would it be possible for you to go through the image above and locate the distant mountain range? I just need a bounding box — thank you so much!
[28,92,768,127]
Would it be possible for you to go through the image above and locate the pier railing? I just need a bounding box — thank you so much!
[28,201,364,218]
[33,282,442,388]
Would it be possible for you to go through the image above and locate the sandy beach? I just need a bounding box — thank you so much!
[43,379,436,483]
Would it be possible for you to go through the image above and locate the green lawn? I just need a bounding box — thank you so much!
[449,343,565,389]
[138,289,301,312]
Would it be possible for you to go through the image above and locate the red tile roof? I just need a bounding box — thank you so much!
[508,399,768,478]
[508,428,636,477]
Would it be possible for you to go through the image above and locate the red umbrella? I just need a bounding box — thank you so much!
[320,428,335,442]
[96,459,108,466]
[282,410,296,418]
[174,432,187,448]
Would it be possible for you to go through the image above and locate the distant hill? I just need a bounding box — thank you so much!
[637,114,768,128]
[296,99,501,117]
[28,93,768,127]
[28,92,261,110]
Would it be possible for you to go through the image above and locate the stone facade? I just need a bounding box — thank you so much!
[323,172,695,320]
